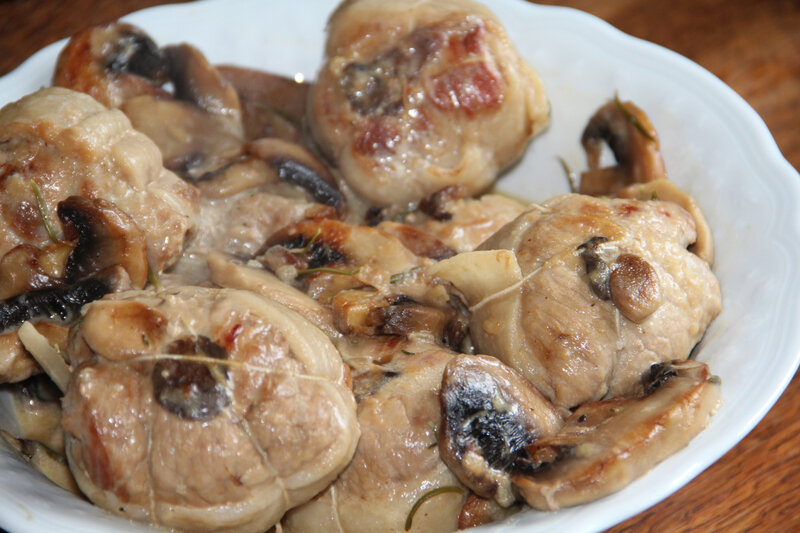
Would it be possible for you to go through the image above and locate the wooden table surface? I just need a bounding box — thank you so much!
[1,0,798,531]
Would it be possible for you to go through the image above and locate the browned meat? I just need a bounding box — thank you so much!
[261,218,433,298]
[410,192,526,253]
[431,194,721,409]
[283,348,465,533]
[62,287,359,532]
[308,0,549,207]
[52,22,170,109]
[617,178,714,265]
[258,218,470,351]
[0,88,198,379]
[0,87,197,274]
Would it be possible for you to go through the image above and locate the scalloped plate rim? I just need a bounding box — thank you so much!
[0,1,798,532]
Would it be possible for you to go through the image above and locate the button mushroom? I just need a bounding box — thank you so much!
[121,95,244,180]
[512,360,720,511]
[438,354,563,507]
[121,42,247,181]
[579,96,667,196]
[246,138,345,214]
[164,43,242,120]
[217,65,310,143]
[0,194,149,336]
[577,237,663,323]
[53,22,170,108]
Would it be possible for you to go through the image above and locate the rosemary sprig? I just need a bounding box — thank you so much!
[614,92,656,141]
[296,266,359,277]
[292,228,322,257]
[405,486,464,531]
[30,181,59,243]
[390,266,421,284]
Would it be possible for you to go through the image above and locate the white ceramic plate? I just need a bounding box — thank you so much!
[1,0,798,532]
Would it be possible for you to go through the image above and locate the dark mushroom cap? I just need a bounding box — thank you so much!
[438,354,562,506]
[512,359,720,511]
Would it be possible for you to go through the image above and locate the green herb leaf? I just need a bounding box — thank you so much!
[390,266,421,284]
[614,92,656,141]
[292,228,322,257]
[405,486,464,531]
[296,266,359,277]
[30,181,59,243]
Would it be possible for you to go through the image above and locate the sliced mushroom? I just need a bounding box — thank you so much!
[439,354,563,507]
[262,218,423,293]
[194,158,276,199]
[330,289,466,349]
[0,273,125,336]
[53,22,170,108]
[0,374,64,454]
[617,178,714,265]
[0,430,81,496]
[121,95,244,180]
[0,323,68,384]
[218,65,309,143]
[512,360,720,511]
[0,194,146,337]
[248,138,345,213]
[580,97,667,196]
[57,195,148,288]
[0,194,144,338]
[165,44,243,120]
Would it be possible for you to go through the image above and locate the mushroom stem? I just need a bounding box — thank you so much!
[579,97,667,196]
[17,322,71,393]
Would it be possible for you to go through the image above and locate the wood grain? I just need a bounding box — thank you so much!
[0,1,798,532]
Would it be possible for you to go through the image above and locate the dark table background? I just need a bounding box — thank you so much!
[1,0,798,531]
